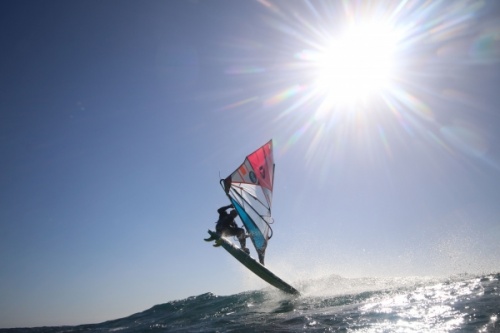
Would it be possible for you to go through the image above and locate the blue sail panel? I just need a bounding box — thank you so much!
[230,198,267,251]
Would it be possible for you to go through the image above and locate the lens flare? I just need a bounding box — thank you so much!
[219,0,500,176]
[313,21,400,105]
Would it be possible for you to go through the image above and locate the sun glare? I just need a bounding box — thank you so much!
[314,22,399,105]
[219,0,500,177]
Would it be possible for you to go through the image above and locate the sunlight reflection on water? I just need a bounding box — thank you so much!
[357,277,489,332]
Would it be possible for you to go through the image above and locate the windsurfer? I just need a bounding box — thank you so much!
[214,204,249,254]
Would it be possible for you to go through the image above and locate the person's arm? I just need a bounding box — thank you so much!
[217,204,233,214]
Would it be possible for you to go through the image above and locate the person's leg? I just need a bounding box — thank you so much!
[221,227,249,253]
[236,228,246,248]
[235,228,249,254]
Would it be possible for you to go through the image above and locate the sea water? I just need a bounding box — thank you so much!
[2,273,499,332]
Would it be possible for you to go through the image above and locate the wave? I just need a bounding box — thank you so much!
[3,273,499,332]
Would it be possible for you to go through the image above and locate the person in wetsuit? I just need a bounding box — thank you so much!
[215,204,249,254]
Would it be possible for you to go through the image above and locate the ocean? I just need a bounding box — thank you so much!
[2,273,499,332]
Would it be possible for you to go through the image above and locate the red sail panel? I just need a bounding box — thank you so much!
[247,140,274,192]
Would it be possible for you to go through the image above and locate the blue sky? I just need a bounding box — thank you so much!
[1,0,500,328]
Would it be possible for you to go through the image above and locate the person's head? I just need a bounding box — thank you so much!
[230,209,237,217]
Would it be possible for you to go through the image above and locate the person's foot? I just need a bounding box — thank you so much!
[242,247,250,255]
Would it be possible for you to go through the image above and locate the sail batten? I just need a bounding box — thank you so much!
[222,140,274,264]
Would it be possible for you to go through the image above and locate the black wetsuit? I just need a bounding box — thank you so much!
[216,205,246,248]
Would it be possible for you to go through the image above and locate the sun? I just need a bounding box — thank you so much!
[313,21,400,106]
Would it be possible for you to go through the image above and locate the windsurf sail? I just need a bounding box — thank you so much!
[221,140,274,265]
